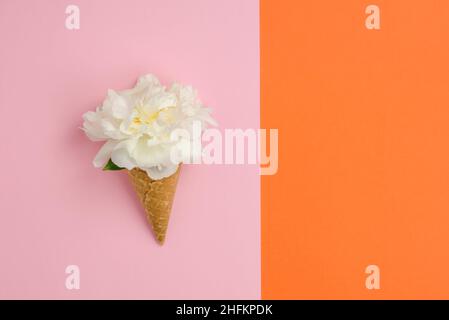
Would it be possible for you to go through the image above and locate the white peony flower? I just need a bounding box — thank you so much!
[82,74,216,180]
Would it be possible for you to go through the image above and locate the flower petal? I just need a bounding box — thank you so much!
[132,138,173,168]
[106,90,130,119]
[93,140,119,168]
[110,139,138,170]
[145,164,179,180]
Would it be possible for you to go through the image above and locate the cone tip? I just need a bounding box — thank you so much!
[156,235,166,245]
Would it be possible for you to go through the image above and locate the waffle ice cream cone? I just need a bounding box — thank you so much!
[83,74,216,246]
[128,166,181,245]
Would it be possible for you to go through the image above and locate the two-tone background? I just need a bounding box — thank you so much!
[1,0,449,299]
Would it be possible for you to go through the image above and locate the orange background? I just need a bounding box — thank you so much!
[261,0,449,298]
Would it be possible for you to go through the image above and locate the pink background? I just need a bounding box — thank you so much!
[0,0,260,299]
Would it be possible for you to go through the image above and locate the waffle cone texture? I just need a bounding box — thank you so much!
[128,166,181,245]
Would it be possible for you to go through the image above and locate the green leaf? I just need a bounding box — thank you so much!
[103,159,125,171]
